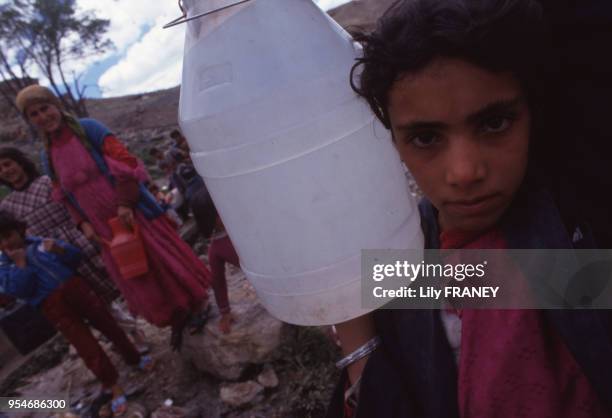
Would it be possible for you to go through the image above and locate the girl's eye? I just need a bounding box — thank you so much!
[409,132,440,149]
[481,115,513,134]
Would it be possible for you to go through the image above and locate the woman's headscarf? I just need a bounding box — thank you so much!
[15,84,93,181]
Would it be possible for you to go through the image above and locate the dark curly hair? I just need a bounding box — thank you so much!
[351,0,552,127]
[350,0,567,189]
[0,147,40,189]
[0,209,27,237]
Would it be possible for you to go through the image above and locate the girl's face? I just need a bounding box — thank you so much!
[388,57,530,233]
[0,158,28,189]
[25,102,63,134]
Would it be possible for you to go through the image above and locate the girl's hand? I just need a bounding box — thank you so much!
[117,205,135,230]
[80,221,101,244]
[42,238,55,252]
[42,239,64,254]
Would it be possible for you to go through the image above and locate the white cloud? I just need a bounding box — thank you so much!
[96,0,352,97]
[98,13,184,97]
[65,0,179,79]
[77,0,178,55]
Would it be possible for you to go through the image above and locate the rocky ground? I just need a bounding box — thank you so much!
[0,228,341,418]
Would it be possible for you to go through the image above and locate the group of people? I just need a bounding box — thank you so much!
[1,0,612,417]
[149,134,204,224]
[0,86,239,415]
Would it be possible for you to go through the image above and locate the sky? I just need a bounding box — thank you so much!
[72,0,352,98]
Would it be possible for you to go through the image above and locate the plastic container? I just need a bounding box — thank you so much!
[178,0,423,325]
[106,218,149,280]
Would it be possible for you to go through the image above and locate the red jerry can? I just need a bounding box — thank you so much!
[106,217,149,279]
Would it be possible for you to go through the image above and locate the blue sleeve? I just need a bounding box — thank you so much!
[53,239,82,269]
[0,264,38,299]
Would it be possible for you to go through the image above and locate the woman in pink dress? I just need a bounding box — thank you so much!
[15,85,211,350]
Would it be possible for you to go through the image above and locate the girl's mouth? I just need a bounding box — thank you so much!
[444,193,502,216]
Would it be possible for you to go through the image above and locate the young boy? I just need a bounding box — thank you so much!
[327,0,612,417]
[0,210,152,416]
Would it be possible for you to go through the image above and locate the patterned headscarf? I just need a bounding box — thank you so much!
[15,84,61,114]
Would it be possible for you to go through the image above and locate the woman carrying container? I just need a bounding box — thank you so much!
[15,85,212,350]
[326,0,612,416]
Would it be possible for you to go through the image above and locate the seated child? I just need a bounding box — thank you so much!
[0,210,152,416]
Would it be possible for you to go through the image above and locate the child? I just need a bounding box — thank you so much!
[326,0,612,417]
[0,210,152,416]
[192,195,236,334]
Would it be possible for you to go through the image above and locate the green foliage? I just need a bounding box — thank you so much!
[0,0,113,116]
[273,326,341,418]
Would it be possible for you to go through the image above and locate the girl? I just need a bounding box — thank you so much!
[15,85,212,350]
[328,0,612,416]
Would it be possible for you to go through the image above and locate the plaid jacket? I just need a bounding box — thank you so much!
[0,176,118,303]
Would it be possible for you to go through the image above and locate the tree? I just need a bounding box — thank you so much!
[0,0,112,117]
[0,6,36,117]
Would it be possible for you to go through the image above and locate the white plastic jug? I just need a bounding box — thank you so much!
[178,0,423,325]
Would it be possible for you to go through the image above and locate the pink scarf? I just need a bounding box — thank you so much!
[440,228,608,418]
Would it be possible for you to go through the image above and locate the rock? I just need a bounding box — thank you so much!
[257,367,279,389]
[50,413,79,418]
[126,402,148,418]
[182,271,285,380]
[151,406,188,418]
[219,381,264,407]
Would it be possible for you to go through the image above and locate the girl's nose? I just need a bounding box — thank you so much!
[444,136,487,188]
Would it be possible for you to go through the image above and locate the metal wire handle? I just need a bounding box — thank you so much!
[163,0,253,29]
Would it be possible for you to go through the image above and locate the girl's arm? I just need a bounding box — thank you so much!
[51,184,101,243]
[334,313,377,384]
[51,182,86,225]
[103,135,140,169]
[44,239,82,269]
[102,135,148,228]
[102,135,141,208]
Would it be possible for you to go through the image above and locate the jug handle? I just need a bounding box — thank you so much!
[100,223,141,247]
[163,0,252,28]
